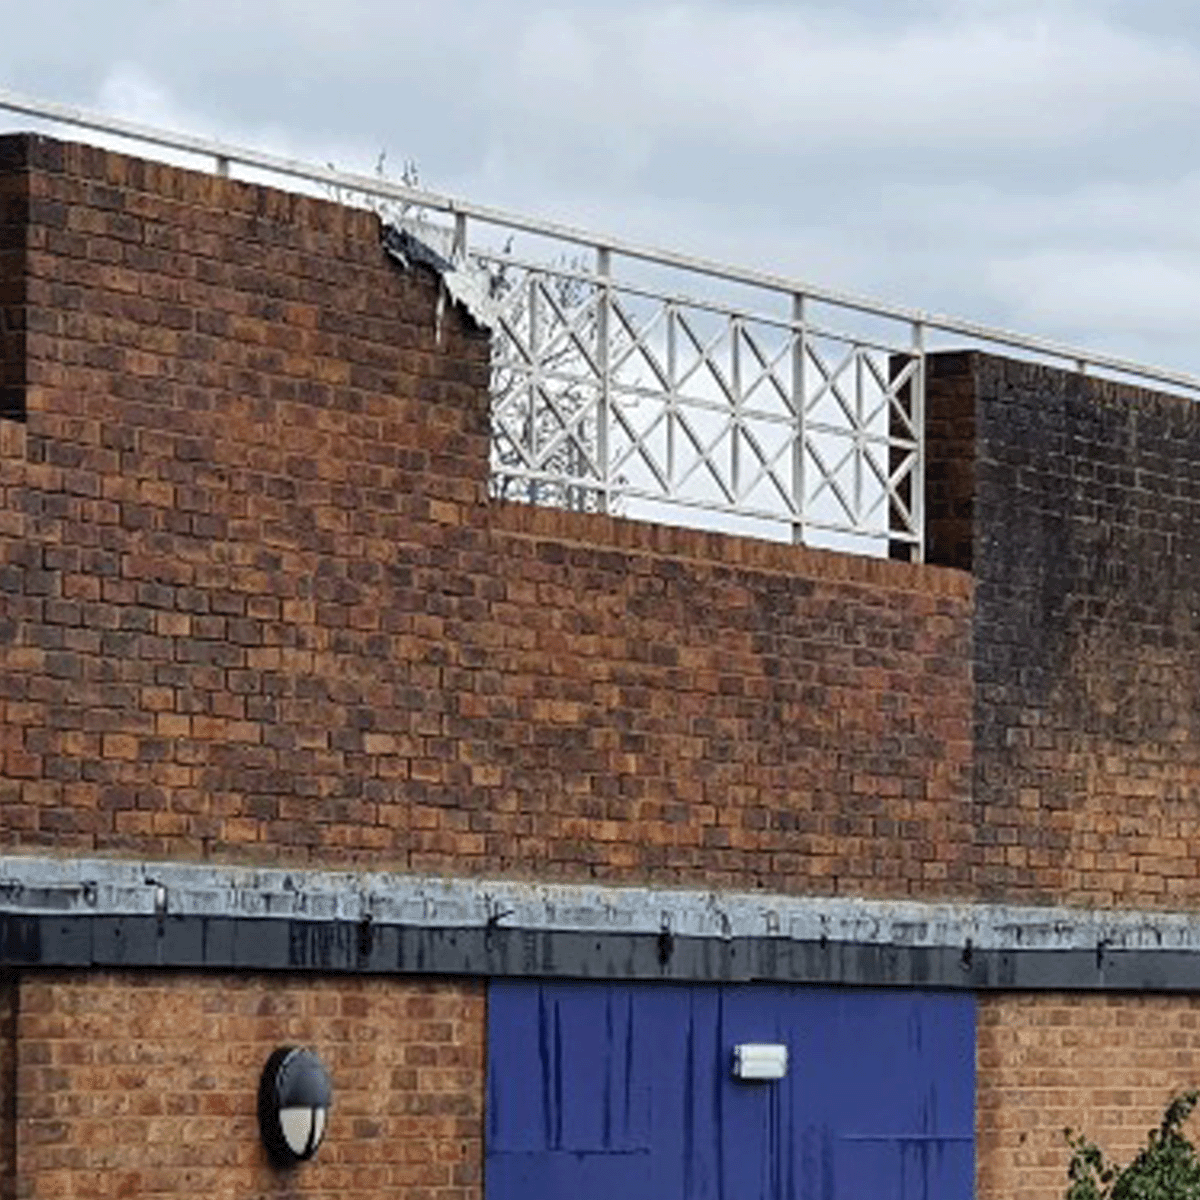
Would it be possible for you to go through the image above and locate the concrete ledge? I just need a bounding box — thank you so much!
[1,856,1199,989]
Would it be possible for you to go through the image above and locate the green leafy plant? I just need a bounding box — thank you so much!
[1065,1092,1200,1200]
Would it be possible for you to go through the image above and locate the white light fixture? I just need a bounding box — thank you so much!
[732,1043,788,1081]
[258,1047,333,1167]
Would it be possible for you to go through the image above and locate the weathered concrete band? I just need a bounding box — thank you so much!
[3,856,1200,990]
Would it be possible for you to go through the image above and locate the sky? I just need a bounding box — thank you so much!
[3,0,1200,375]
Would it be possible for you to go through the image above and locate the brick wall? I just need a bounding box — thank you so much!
[0,975,14,1200]
[923,353,976,572]
[927,353,1200,908]
[977,993,1200,1200]
[5,125,1200,1200]
[0,141,24,423]
[12,970,484,1200]
[0,133,975,899]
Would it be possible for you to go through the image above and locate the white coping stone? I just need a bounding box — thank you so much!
[0,855,1195,953]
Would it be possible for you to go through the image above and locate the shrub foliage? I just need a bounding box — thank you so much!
[1065,1092,1200,1200]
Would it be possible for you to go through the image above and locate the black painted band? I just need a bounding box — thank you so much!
[2,912,1196,991]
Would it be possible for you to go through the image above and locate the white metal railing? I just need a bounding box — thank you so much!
[479,250,924,552]
[6,87,1200,560]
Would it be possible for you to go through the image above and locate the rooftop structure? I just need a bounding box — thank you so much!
[5,87,1200,562]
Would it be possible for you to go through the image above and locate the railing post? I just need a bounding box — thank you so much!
[527,271,541,507]
[731,314,742,504]
[595,246,611,515]
[452,213,468,266]
[911,319,926,563]
[215,155,230,178]
[667,302,677,493]
[791,294,807,546]
[854,341,864,531]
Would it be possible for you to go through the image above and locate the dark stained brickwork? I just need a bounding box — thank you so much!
[923,352,976,572]
[0,137,26,423]
[0,133,974,898]
[927,352,1200,908]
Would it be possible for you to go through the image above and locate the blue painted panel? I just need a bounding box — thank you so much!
[487,981,974,1200]
[488,981,652,1154]
[488,1150,653,1199]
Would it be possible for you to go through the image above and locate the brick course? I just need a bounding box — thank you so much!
[11,971,484,1200]
[0,133,975,898]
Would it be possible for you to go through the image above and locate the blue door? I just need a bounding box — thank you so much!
[487,981,974,1200]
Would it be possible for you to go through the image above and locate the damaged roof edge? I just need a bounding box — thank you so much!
[382,222,497,331]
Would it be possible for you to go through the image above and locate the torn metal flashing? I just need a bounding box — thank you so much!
[382,221,497,331]
[2,855,1200,989]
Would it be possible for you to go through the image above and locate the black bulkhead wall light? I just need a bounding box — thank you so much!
[258,1047,333,1167]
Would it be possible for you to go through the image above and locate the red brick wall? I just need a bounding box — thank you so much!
[6,125,1200,1200]
[0,975,14,1200]
[13,971,484,1200]
[478,503,973,893]
[0,133,975,899]
[977,993,1200,1200]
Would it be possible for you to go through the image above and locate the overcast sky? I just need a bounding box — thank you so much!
[3,0,1200,374]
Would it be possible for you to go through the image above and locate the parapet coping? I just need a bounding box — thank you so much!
[0,854,1187,951]
[2,855,1200,992]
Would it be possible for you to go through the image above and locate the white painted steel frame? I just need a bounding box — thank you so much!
[483,252,923,548]
[7,87,1200,559]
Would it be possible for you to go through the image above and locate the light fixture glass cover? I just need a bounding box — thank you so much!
[732,1042,789,1080]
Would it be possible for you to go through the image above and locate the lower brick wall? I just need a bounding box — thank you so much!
[14,970,1200,1198]
[0,975,14,1200]
[977,993,1200,1200]
[13,971,484,1200]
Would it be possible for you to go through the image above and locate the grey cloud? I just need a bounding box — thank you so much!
[2,0,1199,372]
